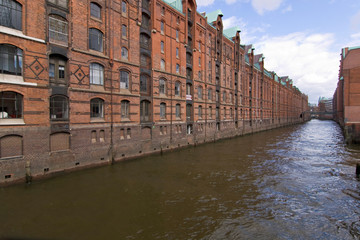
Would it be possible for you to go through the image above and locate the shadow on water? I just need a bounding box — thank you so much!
[0,119,359,240]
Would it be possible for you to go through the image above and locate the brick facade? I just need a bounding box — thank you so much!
[333,47,360,143]
[0,0,309,185]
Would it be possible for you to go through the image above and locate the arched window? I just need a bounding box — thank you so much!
[0,0,22,30]
[89,28,103,52]
[49,14,68,45]
[160,59,165,71]
[50,95,68,120]
[176,64,180,74]
[90,98,104,118]
[49,54,67,85]
[0,44,22,76]
[208,88,212,101]
[175,81,181,96]
[120,70,129,90]
[198,105,202,118]
[160,41,164,53]
[122,25,127,38]
[197,86,202,100]
[175,103,181,118]
[0,135,22,158]
[159,78,166,95]
[140,100,150,122]
[90,63,104,85]
[90,2,101,19]
[121,47,128,60]
[121,100,130,119]
[121,1,127,14]
[186,103,192,121]
[160,102,166,119]
[0,91,22,119]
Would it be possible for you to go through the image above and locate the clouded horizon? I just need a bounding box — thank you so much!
[197,0,360,104]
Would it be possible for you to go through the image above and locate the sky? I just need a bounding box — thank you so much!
[196,0,360,104]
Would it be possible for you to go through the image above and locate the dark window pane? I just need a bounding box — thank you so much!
[0,0,22,30]
[90,2,101,19]
[0,91,23,118]
[0,44,22,76]
[89,28,103,52]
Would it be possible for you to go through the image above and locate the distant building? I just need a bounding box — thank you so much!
[333,46,360,143]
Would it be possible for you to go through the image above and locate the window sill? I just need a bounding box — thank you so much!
[90,118,105,123]
[0,26,45,43]
[0,74,37,86]
[0,155,23,161]
[0,119,25,125]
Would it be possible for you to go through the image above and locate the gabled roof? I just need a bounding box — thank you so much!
[162,0,183,13]
[245,44,253,54]
[206,9,223,23]
[223,26,241,39]
[254,54,263,63]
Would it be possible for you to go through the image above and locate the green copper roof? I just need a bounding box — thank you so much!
[349,46,360,51]
[162,0,183,13]
[206,9,223,23]
[245,55,249,64]
[274,75,279,83]
[223,26,241,39]
[264,69,272,78]
[254,63,260,70]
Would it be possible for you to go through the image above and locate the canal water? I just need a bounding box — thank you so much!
[1,119,360,240]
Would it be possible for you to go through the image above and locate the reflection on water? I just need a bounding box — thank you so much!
[0,119,359,240]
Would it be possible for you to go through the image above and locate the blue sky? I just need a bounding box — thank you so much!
[197,0,360,103]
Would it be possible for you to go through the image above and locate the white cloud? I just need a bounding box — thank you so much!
[223,16,270,44]
[255,32,339,103]
[224,0,250,5]
[196,0,215,7]
[251,0,284,15]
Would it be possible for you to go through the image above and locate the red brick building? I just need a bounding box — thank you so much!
[333,46,360,143]
[0,0,309,185]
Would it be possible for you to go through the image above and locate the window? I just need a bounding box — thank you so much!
[199,57,201,66]
[49,55,67,85]
[216,90,219,101]
[90,63,104,85]
[176,64,180,74]
[89,28,103,52]
[229,93,232,103]
[140,74,149,93]
[175,82,180,96]
[90,98,104,119]
[50,95,68,120]
[0,135,22,158]
[198,71,201,80]
[223,107,226,119]
[121,47,128,60]
[160,59,165,71]
[198,105,202,118]
[176,16,180,24]
[0,91,22,119]
[0,44,22,76]
[48,0,68,9]
[140,100,150,121]
[175,104,181,118]
[198,42,201,51]
[120,70,129,89]
[122,25,127,38]
[49,15,68,45]
[208,106,212,118]
[140,33,150,49]
[159,78,166,95]
[161,21,164,34]
[198,86,202,100]
[90,2,101,19]
[121,100,130,119]
[160,102,166,119]
[161,41,164,53]
[223,91,226,102]
[176,29,179,41]
[176,47,179,58]
[0,0,22,30]
[208,88,212,101]
[121,1,127,14]
[161,6,165,15]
